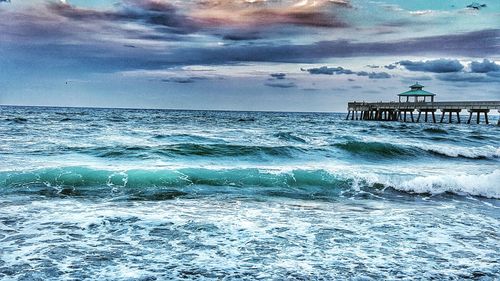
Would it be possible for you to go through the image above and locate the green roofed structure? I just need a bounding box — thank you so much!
[398,82,436,104]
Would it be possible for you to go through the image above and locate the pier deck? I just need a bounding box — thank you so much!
[347,101,500,124]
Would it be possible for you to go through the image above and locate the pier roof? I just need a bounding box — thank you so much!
[398,83,435,96]
[398,89,436,96]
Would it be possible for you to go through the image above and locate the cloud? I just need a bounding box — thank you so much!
[190,0,350,29]
[46,0,350,40]
[270,73,287,80]
[302,88,319,92]
[2,2,499,71]
[186,29,500,64]
[161,76,208,83]
[384,64,397,70]
[400,75,433,83]
[367,72,391,79]
[222,33,262,41]
[48,1,199,34]
[304,66,390,79]
[470,59,500,73]
[466,3,487,10]
[486,72,500,78]
[398,59,464,73]
[264,81,297,88]
[303,66,353,75]
[266,71,295,88]
[436,73,500,83]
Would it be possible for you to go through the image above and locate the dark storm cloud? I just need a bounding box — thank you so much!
[3,29,498,73]
[48,1,199,34]
[222,33,262,41]
[174,29,500,65]
[45,0,351,40]
[398,59,464,73]
[469,59,500,73]
[1,0,499,74]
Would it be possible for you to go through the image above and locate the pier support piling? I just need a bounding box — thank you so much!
[467,109,490,125]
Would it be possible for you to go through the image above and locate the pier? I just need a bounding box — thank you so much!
[347,83,500,125]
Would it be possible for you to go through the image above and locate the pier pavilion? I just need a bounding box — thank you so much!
[397,83,436,122]
[398,83,435,104]
[346,83,500,125]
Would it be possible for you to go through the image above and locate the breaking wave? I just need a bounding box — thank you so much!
[1,166,498,199]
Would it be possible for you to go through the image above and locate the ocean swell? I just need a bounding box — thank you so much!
[334,140,500,160]
[48,143,307,159]
[333,141,417,157]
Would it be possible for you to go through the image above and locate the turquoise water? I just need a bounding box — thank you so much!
[0,106,499,280]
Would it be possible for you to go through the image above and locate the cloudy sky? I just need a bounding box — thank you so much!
[0,0,499,111]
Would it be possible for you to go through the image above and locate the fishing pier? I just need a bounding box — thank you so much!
[347,83,500,125]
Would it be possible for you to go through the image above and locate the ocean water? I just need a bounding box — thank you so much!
[0,106,499,280]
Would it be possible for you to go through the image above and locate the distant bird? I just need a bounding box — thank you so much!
[466,2,487,10]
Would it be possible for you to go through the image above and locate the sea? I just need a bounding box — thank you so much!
[0,106,499,280]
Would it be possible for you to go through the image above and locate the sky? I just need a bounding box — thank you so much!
[0,0,499,112]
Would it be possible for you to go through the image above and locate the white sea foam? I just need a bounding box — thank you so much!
[417,144,500,159]
[379,170,500,199]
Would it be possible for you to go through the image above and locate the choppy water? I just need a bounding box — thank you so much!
[0,106,499,280]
